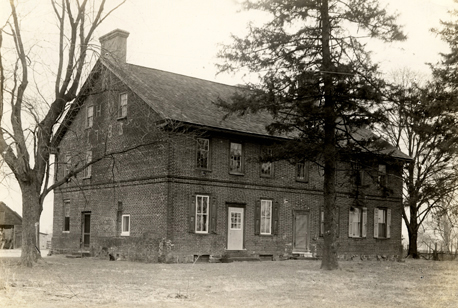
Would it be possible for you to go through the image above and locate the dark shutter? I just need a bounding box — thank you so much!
[254,200,261,235]
[273,201,279,235]
[319,206,324,237]
[210,196,217,234]
[189,195,196,233]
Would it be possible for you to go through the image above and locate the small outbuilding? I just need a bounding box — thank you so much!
[0,201,22,249]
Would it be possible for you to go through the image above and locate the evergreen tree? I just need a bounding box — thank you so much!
[217,0,405,269]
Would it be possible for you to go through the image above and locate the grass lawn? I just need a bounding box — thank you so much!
[1,255,457,308]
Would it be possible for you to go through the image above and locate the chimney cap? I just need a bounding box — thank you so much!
[99,29,130,43]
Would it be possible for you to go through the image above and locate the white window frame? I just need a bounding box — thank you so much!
[118,93,128,118]
[195,195,209,233]
[196,138,210,169]
[229,142,243,174]
[86,105,94,128]
[260,200,272,235]
[121,214,130,236]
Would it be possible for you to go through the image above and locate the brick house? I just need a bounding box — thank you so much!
[51,29,410,262]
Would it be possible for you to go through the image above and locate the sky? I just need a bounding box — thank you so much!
[0,0,456,235]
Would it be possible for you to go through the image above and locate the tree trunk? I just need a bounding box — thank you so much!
[19,181,42,267]
[407,227,419,258]
[320,0,339,270]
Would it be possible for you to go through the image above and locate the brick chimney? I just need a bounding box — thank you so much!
[99,29,130,64]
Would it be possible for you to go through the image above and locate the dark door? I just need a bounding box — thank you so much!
[82,213,91,248]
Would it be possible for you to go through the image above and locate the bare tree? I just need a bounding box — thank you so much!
[0,0,125,267]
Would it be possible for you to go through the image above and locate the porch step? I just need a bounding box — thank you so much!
[221,251,261,263]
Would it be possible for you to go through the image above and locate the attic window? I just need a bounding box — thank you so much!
[118,93,128,119]
[86,105,94,128]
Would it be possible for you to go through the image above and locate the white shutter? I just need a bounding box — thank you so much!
[387,209,391,238]
[362,207,367,238]
[348,209,353,238]
[374,208,379,238]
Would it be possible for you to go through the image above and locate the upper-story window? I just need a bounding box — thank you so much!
[378,164,387,188]
[63,200,70,232]
[86,105,94,128]
[196,138,210,169]
[65,153,71,177]
[82,150,92,178]
[296,162,309,182]
[118,93,128,118]
[229,142,243,174]
[260,148,273,177]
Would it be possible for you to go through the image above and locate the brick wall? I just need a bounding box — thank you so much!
[52,65,404,262]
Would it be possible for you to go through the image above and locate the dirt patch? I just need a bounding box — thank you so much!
[1,256,457,307]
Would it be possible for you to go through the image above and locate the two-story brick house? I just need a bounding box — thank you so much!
[51,29,410,262]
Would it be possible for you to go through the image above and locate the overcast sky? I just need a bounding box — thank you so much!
[0,0,455,234]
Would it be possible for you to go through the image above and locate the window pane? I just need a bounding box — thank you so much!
[197,139,209,169]
[122,216,129,232]
[230,143,242,173]
[231,212,242,230]
[260,200,272,234]
[195,195,209,233]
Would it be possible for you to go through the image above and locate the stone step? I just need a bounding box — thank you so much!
[66,251,91,258]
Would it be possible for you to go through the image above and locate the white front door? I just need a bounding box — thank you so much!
[227,207,244,250]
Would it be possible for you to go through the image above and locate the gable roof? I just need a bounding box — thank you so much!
[53,59,410,161]
[0,202,22,225]
[104,60,273,137]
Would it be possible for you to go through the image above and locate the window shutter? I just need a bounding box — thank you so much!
[255,200,261,235]
[319,207,324,237]
[189,195,196,233]
[210,196,217,234]
[272,201,279,235]
[348,208,352,238]
[348,208,353,238]
[373,208,379,238]
[362,207,367,238]
[387,208,391,238]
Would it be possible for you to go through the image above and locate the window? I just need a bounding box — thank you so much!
[348,207,367,238]
[230,212,242,230]
[229,142,243,173]
[65,153,71,176]
[195,195,209,233]
[260,200,272,234]
[196,138,210,169]
[121,214,130,236]
[378,164,387,188]
[260,148,273,177]
[96,104,102,117]
[83,150,92,178]
[320,207,340,237]
[63,201,70,232]
[296,162,309,182]
[255,200,279,235]
[86,105,94,128]
[354,163,365,186]
[374,208,391,239]
[118,93,128,118]
[189,195,217,234]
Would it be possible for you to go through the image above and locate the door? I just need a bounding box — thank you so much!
[82,212,91,248]
[227,207,244,250]
[293,212,309,252]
